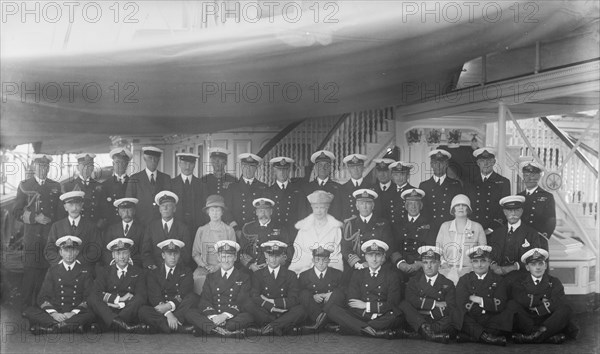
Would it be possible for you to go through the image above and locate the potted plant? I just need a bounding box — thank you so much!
[447,129,462,148]
[426,129,442,146]
[406,129,422,145]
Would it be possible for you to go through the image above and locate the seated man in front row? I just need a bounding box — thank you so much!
[455,245,511,346]
[138,239,195,334]
[24,236,95,334]
[327,240,414,339]
[399,246,455,344]
[508,248,578,344]
[297,244,345,334]
[245,240,305,336]
[186,240,254,337]
[88,238,147,333]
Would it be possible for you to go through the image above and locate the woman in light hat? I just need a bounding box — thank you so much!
[435,194,486,285]
[192,195,236,294]
[290,190,343,275]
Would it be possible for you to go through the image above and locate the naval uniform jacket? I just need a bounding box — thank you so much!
[388,183,416,231]
[405,272,456,321]
[341,215,393,268]
[419,176,463,233]
[62,177,105,225]
[171,174,205,231]
[226,178,268,230]
[518,187,556,238]
[373,182,396,221]
[390,215,435,265]
[347,266,401,315]
[467,172,510,232]
[101,175,130,227]
[199,173,236,199]
[339,179,375,221]
[91,264,146,305]
[146,264,193,318]
[267,180,304,233]
[125,170,172,225]
[455,271,507,330]
[12,177,62,268]
[198,267,251,317]
[511,273,566,317]
[487,223,546,270]
[37,261,93,313]
[103,219,145,267]
[299,267,344,297]
[240,220,292,268]
[249,266,300,312]
[141,218,193,269]
[45,217,102,269]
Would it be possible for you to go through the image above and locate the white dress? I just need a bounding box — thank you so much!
[289,214,344,275]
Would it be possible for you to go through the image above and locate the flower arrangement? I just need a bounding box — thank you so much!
[447,129,462,145]
[406,129,422,144]
[426,129,442,145]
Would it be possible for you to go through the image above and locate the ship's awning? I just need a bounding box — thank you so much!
[1,0,598,153]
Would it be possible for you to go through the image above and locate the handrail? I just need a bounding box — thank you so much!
[566,133,598,158]
[304,113,351,181]
[257,119,305,158]
[539,116,598,177]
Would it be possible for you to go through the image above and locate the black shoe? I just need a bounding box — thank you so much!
[480,332,507,346]
[545,334,567,344]
[35,325,59,335]
[314,312,327,330]
[74,325,85,334]
[193,326,203,337]
[111,318,134,332]
[512,326,547,344]
[360,326,378,337]
[565,321,579,340]
[455,332,475,343]
[211,327,244,338]
[418,324,449,344]
[89,323,102,333]
[245,327,263,336]
[261,324,274,336]
[177,325,195,335]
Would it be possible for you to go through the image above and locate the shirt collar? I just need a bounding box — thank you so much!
[434,175,446,184]
[145,168,156,179]
[221,267,233,278]
[481,172,493,180]
[117,264,129,273]
[314,267,327,278]
[351,177,363,186]
[396,182,407,191]
[163,218,174,228]
[242,177,255,184]
[59,259,80,270]
[34,176,46,185]
[408,214,420,222]
[476,272,487,280]
[259,220,271,227]
[380,181,391,189]
[508,219,522,230]
[68,215,81,226]
[181,174,193,183]
[362,214,373,223]
[369,266,381,275]
[114,173,128,179]
[165,264,176,275]
[317,177,329,184]
[278,180,289,188]
[526,186,539,194]
[426,273,439,284]
[122,220,133,228]
[268,265,281,278]
[531,274,543,283]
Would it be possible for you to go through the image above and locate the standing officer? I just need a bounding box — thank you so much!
[390,189,434,278]
[297,244,345,333]
[186,240,254,337]
[226,153,268,235]
[142,191,193,270]
[171,153,204,231]
[302,150,343,221]
[101,148,132,227]
[467,148,510,234]
[13,154,62,310]
[341,189,393,273]
[340,154,373,220]
[372,158,395,220]
[138,239,195,334]
[399,246,456,344]
[239,198,292,272]
[327,240,409,339]
[508,248,576,344]
[267,156,304,235]
[88,238,147,333]
[199,148,236,199]
[24,236,95,334]
[487,195,547,285]
[518,161,556,240]
[125,146,172,226]
[454,245,510,346]
[245,240,306,336]
[103,198,143,267]
[63,153,106,229]
[419,149,463,235]
[45,191,102,274]
[388,161,416,235]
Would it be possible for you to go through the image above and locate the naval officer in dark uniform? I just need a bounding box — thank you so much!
[102,198,144,267]
[199,148,237,199]
[517,161,556,240]
[125,146,172,226]
[419,149,463,235]
[186,240,254,337]
[101,148,132,227]
[388,161,416,234]
[339,154,373,221]
[13,154,62,309]
[171,153,204,231]
[301,150,343,221]
[138,239,195,334]
[372,158,395,220]
[24,236,95,334]
[467,148,511,234]
[267,156,305,235]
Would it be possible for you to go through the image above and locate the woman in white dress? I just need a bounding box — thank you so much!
[435,194,486,285]
[289,190,344,275]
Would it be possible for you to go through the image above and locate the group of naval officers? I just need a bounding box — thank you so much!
[12,143,579,345]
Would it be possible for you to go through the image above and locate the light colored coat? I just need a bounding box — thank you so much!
[290,214,344,275]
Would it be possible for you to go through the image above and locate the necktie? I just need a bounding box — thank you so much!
[527,191,531,196]
[271,270,276,280]
[535,279,540,285]
[163,223,169,235]
[428,278,432,286]
[355,181,359,188]
[371,272,377,278]
[150,174,155,185]
[319,273,324,279]
[382,185,387,191]
[67,265,72,272]
[124,224,129,236]
[119,270,126,279]
[185,178,190,186]
[167,268,173,281]
[410,217,415,223]
[508,227,514,236]
[483,177,488,183]
[438,179,442,186]
[280,183,285,191]
[223,272,228,280]
[320,181,325,187]
[40,180,45,186]
[71,220,77,232]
